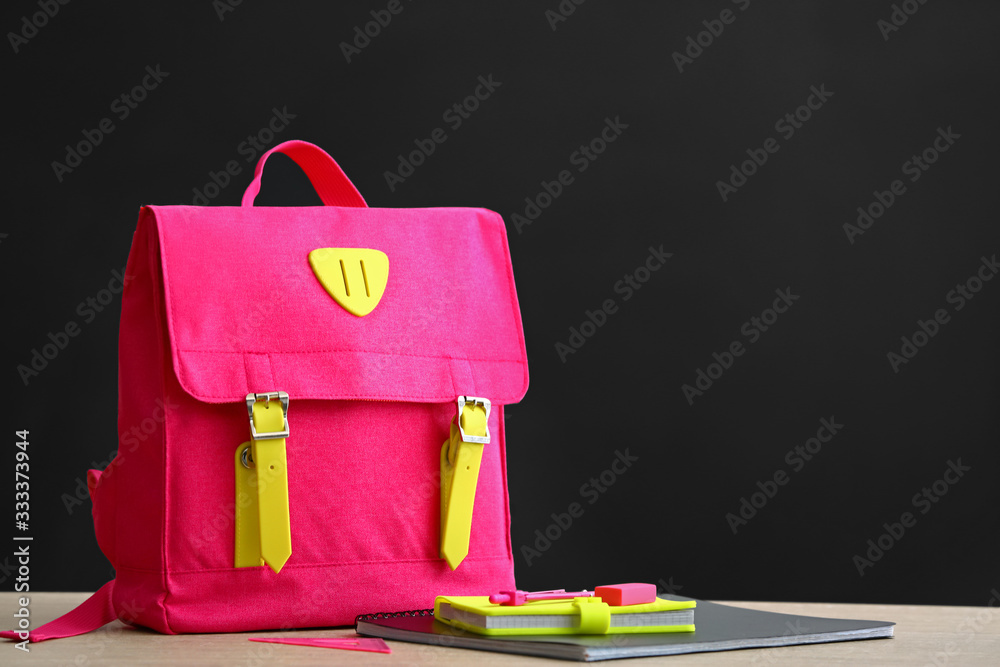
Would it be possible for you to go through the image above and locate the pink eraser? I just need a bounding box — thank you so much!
[594,583,657,606]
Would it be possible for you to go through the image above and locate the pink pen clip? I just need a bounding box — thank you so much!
[489,588,594,606]
[489,583,659,607]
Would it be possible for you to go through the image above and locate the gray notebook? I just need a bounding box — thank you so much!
[355,596,894,661]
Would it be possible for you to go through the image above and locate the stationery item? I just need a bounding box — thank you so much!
[594,583,657,606]
[490,589,595,606]
[2,140,530,643]
[488,584,658,606]
[434,594,696,635]
[356,597,895,662]
[249,636,391,654]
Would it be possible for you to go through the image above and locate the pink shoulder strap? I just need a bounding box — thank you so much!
[240,139,368,208]
[1,580,116,643]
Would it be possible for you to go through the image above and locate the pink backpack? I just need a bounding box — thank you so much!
[5,140,528,642]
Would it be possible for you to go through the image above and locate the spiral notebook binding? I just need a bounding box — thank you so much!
[355,608,435,626]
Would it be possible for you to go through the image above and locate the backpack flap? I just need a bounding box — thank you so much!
[144,204,529,405]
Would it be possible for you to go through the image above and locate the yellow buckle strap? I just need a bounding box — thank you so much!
[440,397,490,570]
[235,393,292,574]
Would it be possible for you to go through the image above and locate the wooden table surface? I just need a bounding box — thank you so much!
[2,593,998,665]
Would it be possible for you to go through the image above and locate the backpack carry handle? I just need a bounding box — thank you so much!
[241,140,368,208]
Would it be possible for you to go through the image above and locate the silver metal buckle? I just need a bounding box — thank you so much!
[457,396,491,444]
[246,391,290,440]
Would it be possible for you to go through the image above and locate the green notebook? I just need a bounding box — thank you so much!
[434,595,696,636]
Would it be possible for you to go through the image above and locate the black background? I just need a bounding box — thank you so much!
[3,1,999,607]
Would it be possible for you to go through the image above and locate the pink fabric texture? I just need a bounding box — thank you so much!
[15,141,528,640]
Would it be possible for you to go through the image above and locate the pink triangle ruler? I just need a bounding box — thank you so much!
[249,636,391,654]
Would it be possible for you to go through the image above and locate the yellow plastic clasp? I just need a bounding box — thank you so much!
[574,597,611,634]
[440,396,491,570]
